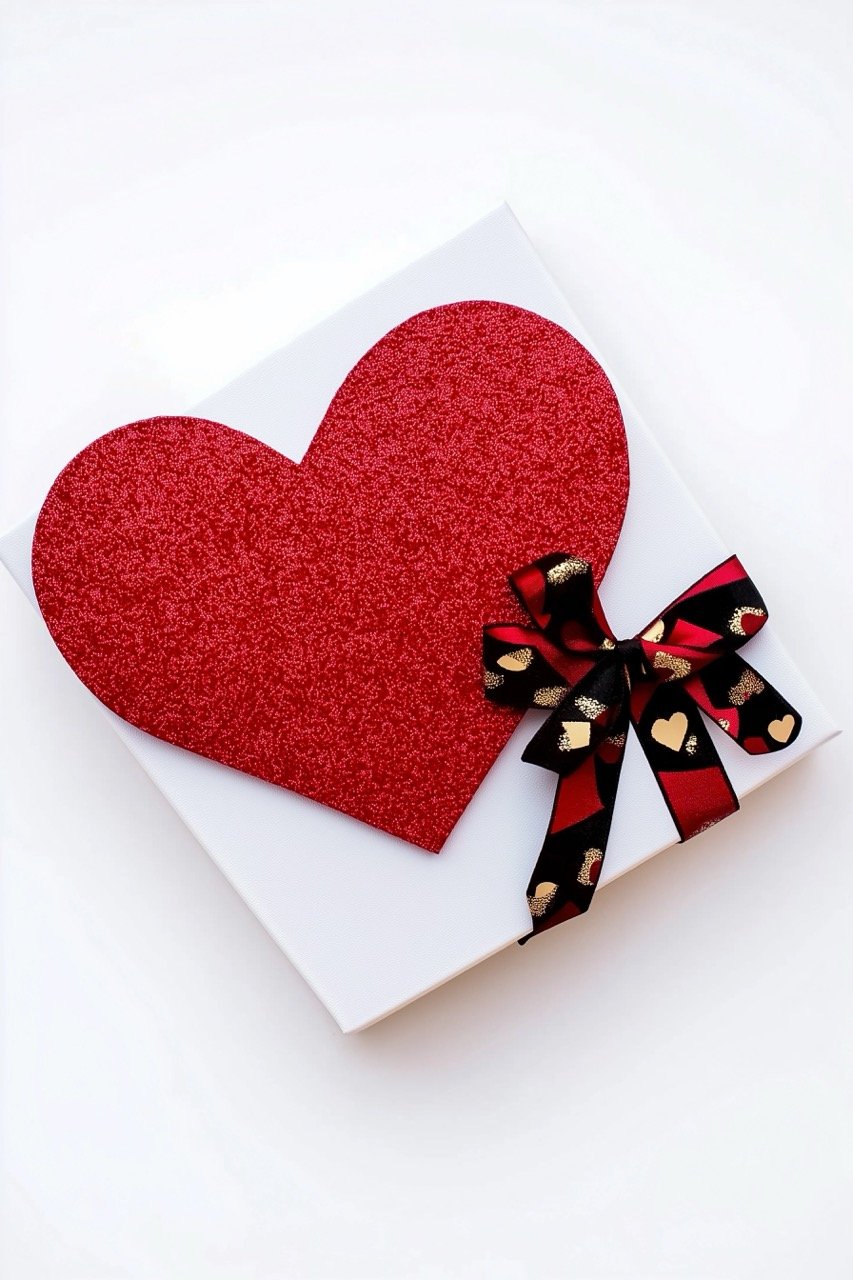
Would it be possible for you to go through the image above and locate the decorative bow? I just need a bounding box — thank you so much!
[483,553,801,938]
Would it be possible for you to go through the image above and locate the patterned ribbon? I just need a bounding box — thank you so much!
[483,553,802,938]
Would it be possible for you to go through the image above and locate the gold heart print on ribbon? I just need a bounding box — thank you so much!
[650,711,688,752]
[768,714,796,744]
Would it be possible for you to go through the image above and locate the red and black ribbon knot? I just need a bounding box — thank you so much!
[483,553,801,938]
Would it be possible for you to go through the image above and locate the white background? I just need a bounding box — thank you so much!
[1,2,850,1277]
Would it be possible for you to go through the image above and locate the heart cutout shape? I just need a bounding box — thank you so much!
[651,711,689,753]
[768,714,796,744]
[32,302,629,851]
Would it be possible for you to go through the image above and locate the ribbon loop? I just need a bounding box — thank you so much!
[521,658,627,776]
[483,552,802,938]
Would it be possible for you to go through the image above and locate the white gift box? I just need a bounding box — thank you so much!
[0,206,837,1031]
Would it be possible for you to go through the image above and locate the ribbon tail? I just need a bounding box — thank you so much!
[684,654,802,755]
[631,680,738,842]
[521,700,629,940]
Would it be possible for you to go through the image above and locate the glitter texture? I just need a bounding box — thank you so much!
[575,695,605,720]
[653,650,692,681]
[729,605,766,636]
[31,301,629,852]
[546,556,587,584]
[533,686,567,708]
[728,668,766,706]
[528,882,559,917]
[577,848,603,887]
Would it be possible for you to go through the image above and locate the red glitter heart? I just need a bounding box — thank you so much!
[32,302,629,851]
